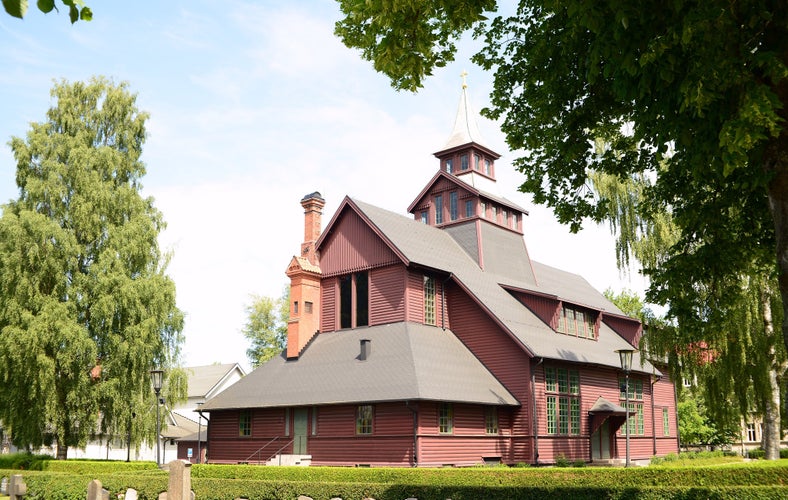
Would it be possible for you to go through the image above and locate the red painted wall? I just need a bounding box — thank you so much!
[318,208,400,277]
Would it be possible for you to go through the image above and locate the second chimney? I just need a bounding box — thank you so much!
[359,339,371,361]
[300,191,325,265]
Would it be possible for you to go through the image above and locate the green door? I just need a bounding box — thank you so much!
[293,408,308,454]
[591,420,611,460]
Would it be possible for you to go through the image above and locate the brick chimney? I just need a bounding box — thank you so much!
[285,192,324,359]
[300,192,325,266]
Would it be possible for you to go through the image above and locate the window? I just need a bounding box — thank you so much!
[474,153,481,170]
[239,410,252,437]
[746,423,757,442]
[485,407,499,434]
[512,213,518,229]
[460,154,469,170]
[662,407,670,436]
[357,405,373,435]
[545,367,581,435]
[420,211,428,224]
[439,403,454,434]
[480,202,487,218]
[305,301,313,314]
[450,191,458,221]
[619,377,645,435]
[491,205,497,221]
[556,305,596,339]
[293,301,299,315]
[424,276,436,326]
[435,194,443,224]
[484,158,492,176]
[502,210,508,225]
[445,159,453,173]
[340,272,369,329]
[465,200,473,218]
[312,407,318,435]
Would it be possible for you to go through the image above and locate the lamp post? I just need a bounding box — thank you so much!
[196,402,204,464]
[616,349,636,467]
[149,369,164,466]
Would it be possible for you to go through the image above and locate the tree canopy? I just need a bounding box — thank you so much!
[0,77,183,457]
[335,0,788,360]
[2,0,91,23]
[242,287,289,368]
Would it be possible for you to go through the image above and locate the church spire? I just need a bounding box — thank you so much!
[439,71,491,152]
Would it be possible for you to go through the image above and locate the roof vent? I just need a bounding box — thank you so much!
[359,339,371,361]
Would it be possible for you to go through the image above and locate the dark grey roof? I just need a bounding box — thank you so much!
[350,198,657,375]
[201,322,519,412]
[589,396,627,415]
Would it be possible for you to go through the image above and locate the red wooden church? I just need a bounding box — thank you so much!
[200,84,680,466]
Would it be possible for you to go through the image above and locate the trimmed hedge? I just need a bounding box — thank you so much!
[2,460,787,500]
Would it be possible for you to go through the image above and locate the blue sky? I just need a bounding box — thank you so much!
[0,1,646,371]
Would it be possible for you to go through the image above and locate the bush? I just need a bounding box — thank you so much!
[0,453,53,470]
[554,454,571,467]
[748,448,766,459]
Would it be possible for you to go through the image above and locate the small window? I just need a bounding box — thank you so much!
[491,206,497,221]
[662,407,669,436]
[420,211,428,224]
[305,301,313,314]
[445,158,453,173]
[484,158,492,176]
[293,301,299,315]
[239,410,252,437]
[512,213,518,229]
[465,200,473,218]
[439,403,453,434]
[473,153,481,170]
[450,191,458,221]
[485,407,498,435]
[357,405,373,435]
[460,154,469,171]
[312,407,318,435]
[424,276,436,326]
[502,210,508,225]
[435,195,443,224]
[480,202,486,218]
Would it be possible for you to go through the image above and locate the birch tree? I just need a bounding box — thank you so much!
[0,77,184,458]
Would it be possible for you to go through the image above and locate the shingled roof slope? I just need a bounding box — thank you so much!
[201,322,519,411]
[349,198,656,375]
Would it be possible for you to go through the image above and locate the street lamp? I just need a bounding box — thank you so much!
[616,349,636,467]
[196,402,204,464]
[149,369,164,466]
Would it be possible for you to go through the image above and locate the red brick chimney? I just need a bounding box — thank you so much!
[300,192,325,266]
[285,192,324,359]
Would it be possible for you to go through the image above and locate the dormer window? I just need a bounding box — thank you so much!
[460,154,469,171]
[420,211,428,224]
[556,304,596,339]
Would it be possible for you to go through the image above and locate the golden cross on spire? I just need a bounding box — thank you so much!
[461,70,468,89]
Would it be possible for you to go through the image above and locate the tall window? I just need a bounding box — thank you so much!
[662,407,670,436]
[491,205,497,222]
[619,377,645,435]
[356,405,373,435]
[439,403,454,434]
[424,276,436,326]
[445,159,453,173]
[484,158,492,176]
[465,200,473,218]
[502,210,508,225]
[460,154,469,170]
[556,305,596,339]
[485,407,499,435]
[420,211,428,224]
[545,367,580,435]
[480,202,486,218]
[239,410,252,437]
[435,194,443,224]
[746,422,757,442]
[474,153,481,170]
[340,272,369,329]
[450,191,458,221]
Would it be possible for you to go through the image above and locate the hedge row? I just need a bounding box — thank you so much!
[3,472,787,500]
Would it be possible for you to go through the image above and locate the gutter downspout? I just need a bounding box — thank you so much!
[406,401,418,466]
[651,374,658,456]
[441,275,451,330]
[532,357,544,465]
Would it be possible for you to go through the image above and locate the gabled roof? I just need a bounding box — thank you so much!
[406,170,527,215]
[200,322,519,411]
[347,199,657,375]
[186,363,246,400]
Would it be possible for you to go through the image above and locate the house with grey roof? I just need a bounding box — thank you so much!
[200,84,679,466]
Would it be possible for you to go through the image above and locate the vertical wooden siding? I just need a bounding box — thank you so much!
[318,209,401,276]
[320,276,337,332]
[603,315,643,346]
[512,292,559,328]
[369,265,406,325]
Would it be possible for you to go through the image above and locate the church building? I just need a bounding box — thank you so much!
[199,83,680,466]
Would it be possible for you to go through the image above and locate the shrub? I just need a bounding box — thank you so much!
[572,460,586,468]
[748,448,766,459]
[0,453,54,471]
[554,455,570,467]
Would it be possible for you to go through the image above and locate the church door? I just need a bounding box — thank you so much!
[591,420,611,460]
[293,408,308,454]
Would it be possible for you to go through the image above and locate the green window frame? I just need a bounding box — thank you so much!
[662,407,670,436]
[546,396,557,434]
[545,367,581,435]
[485,407,499,435]
[356,405,373,435]
[439,403,454,434]
[239,410,252,437]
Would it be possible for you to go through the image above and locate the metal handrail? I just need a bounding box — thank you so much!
[243,436,281,464]
[268,438,295,465]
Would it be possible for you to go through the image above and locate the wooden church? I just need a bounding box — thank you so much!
[200,83,680,466]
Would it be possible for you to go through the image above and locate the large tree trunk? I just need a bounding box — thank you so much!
[56,442,68,460]
[760,290,781,460]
